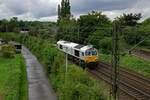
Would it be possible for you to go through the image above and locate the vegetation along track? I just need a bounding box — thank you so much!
[89,61,150,100]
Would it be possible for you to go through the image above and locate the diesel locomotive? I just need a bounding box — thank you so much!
[57,40,98,67]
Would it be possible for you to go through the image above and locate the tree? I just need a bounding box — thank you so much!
[57,0,75,42]
[116,13,142,26]
[77,11,112,43]
[56,18,77,42]
[58,5,61,20]
[0,19,8,32]
[140,18,150,33]
[123,26,141,44]
[58,0,71,21]
[138,18,150,47]
[66,0,71,17]
[7,17,19,32]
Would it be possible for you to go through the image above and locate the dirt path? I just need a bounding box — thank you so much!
[22,46,57,100]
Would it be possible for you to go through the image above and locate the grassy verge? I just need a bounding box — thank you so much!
[0,54,28,100]
[51,54,109,100]
[19,57,28,100]
[100,53,150,77]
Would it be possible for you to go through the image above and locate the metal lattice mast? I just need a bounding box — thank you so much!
[111,22,120,100]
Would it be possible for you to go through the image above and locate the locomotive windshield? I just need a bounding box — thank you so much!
[92,50,97,55]
[85,51,91,56]
[85,50,97,56]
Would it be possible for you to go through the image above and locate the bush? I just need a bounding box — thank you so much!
[86,30,112,54]
[123,27,148,45]
[140,37,150,48]
[51,55,106,100]
[1,44,15,58]
[99,37,112,53]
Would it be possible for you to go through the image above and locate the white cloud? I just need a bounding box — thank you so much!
[0,0,149,21]
[0,0,59,21]
[103,0,150,21]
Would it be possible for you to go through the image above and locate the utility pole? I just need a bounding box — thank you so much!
[66,53,68,74]
[78,26,80,42]
[111,21,120,100]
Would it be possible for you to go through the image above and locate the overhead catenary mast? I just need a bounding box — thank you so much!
[111,21,120,100]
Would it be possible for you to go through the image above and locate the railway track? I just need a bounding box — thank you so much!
[89,61,150,100]
[132,49,150,60]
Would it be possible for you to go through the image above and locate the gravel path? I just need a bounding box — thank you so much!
[22,46,57,100]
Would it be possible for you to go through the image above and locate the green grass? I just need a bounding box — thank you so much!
[19,57,28,100]
[0,55,28,100]
[51,54,108,100]
[99,54,150,77]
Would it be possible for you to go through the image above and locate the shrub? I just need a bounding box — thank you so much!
[1,44,15,58]
[99,37,112,54]
[141,37,150,48]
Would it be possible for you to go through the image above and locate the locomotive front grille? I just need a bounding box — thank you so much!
[84,56,98,63]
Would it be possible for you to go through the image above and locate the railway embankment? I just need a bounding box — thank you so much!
[132,49,150,61]
[99,53,150,77]
[96,61,150,100]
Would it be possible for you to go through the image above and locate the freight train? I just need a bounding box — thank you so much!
[57,40,98,67]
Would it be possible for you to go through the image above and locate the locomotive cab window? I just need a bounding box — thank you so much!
[59,45,63,49]
[85,51,91,56]
[85,50,97,56]
[82,52,84,56]
[75,50,79,57]
[92,50,97,55]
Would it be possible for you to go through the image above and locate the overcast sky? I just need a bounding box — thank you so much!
[0,0,150,22]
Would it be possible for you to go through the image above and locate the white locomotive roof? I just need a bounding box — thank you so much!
[57,40,66,44]
[57,40,78,48]
[57,40,94,51]
[80,45,93,52]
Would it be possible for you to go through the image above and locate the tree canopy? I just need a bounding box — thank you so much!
[115,13,142,26]
[58,0,71,21]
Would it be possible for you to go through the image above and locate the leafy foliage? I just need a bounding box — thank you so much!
[56,18,78,42]
[1,44,15,58]
[85,30,112,53]
[115,13,149,48]
[138,18,150,47]
[0,17,57,39]
[77,11,112,43]
[116,13,142,26]
[123,27,141,44]
[58,0,71,21]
